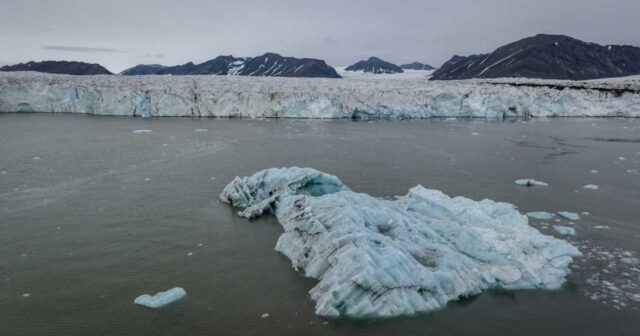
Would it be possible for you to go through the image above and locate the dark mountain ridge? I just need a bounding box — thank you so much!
[0,60,112,75]
[400,62,436,71]
[345,57,404,74]
[431,34,640,80]
[120,53,341,78]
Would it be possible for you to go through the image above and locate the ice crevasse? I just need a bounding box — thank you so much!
[220,167,581,318]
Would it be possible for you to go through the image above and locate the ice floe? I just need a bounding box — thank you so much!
[132,129,153,134]
[221,167,580,318]
[134,287,186,309]
[526,211,555,220]
[583,184,600,190]
[554,226,577,236]
[514,179,548,187]
[558,211,581,221]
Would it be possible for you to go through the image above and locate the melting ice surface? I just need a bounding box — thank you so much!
[134,287,186,309]
[220,167,581,318]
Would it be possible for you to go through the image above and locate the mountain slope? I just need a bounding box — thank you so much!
[400,62,436,71]
[345,57,403,74]
[431,34,640,80]
[0,61,112,75]
[121,53,340,78]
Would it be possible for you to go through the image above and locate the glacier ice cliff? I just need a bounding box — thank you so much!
[1,72,640,118]
[220,167,581,318]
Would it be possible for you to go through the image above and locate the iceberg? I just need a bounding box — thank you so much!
[558,211,581,221]
[583,184,600,190]
[134,287,186,309]
[553,226,577,236]
[221,167,581,318]
[515,179,548,187]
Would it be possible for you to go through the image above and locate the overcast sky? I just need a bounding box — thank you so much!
[1,0,639,73]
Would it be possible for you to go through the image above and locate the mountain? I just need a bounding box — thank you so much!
[0,61,112,75]
[431,34,640,81]
[118,64,169,75]
[400,62,436,71]
[344,57,403,74]
[120,53,341,78]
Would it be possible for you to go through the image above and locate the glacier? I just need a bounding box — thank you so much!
[1,72,640,118]
[220,167,581,318]
[134,287,187,309]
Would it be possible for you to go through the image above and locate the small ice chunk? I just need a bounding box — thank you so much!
[590,170,598,173]
[558,211,581,221]
[134,287,186,309]
[583,184,599,190]
[22,293,31,298]
[194,129,209,132]
[132,129,153,134]
[593,226,610,230]
[554,226,576,236]
[526,211,554,220]
[618,157,626,161]
[261,313,270,319]
[33,156,40,160]
[515,179,548,187]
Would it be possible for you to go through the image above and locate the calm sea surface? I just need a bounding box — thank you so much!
[1,114,639,335]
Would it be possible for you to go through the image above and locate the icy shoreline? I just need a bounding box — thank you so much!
[1,72,640,119]
[221,167,581,318]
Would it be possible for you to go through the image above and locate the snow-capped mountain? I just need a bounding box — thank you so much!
[400,62,435,71]
[120,53,341,78]
[345,57,404,74]
[0,61,112,75]
[431,34,640,80]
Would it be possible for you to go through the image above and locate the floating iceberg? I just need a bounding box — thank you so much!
[134,287,186,309]
[583,184,600,190]
[515,179,548,187]
[526,211,555,220]
[558,211,581,221]
[221,167,581,318]
[132,129,153,134]
[554,226,577,236]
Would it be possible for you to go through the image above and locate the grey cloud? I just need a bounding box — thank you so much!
[140,52,165,59]
[0,0,637,73]
[43,46,122,53]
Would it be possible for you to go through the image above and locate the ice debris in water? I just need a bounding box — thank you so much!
[220,167,581,318]
[554,226,576,236]
[134,287,186,309]
[526,211,555,220]
[514,179,548,187]
[558,211,581,221]
[194,129,209,132]
[583,184,600,190]
[132,129,153,134]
